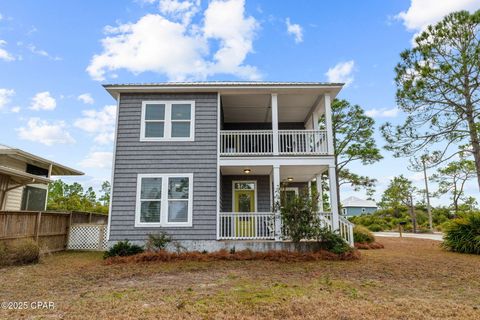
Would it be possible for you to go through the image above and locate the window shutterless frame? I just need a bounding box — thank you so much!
[135,173,194,227]
[140,100,195,141]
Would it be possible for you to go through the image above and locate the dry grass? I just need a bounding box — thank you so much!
[354,241,385,250]
[1,238,479,319]
[104,248,361,264]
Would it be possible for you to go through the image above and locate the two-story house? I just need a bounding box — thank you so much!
[104,82,353,250]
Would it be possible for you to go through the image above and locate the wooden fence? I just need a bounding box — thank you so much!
[0,211,108,252]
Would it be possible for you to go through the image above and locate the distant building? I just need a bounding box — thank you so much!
[0,144,83,211]
[341,196,377,216]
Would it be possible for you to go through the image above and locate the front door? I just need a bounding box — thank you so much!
[233,182,256,237]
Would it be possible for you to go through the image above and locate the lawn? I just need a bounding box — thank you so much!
[1,238,479,320]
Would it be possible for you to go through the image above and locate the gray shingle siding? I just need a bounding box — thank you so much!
[109,93,218,242]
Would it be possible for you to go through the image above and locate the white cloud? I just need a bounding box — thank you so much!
[87,0,259,81]
[74,105,117,145]
[79,151,113,169]
[0,40,15,61]
[30,91,56,111]
[17,118,75,146]
[10,106,20,113]
[26,43,61,61]
[325,60,355,86]
[158,0,200,25]
[365,107,399,118]
[286,18,303,43]
[396,0,480,31]
[0,88,15,110]
[77,93,95,105]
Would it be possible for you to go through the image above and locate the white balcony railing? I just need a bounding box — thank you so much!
[220,130,273,156]
[218,212,354,246]
[220,129,328,156]
[279,130,327,155]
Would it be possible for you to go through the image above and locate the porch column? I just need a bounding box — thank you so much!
[323,94,334,155]
[315,174,324,212]
[272,93,279,155]
[272,164,281,240]
[328,165,340,230]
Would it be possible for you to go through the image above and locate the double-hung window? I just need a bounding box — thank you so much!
[141,101,195,141]
[135,173,193,227]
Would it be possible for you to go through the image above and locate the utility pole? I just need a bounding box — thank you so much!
[421,156,433,232]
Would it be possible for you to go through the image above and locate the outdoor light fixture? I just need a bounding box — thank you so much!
[287,177,294,182]
[243,168,251,174]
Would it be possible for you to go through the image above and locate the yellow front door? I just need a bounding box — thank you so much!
[234,189,255,237]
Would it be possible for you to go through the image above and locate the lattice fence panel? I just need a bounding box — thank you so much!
[67,224,107,251]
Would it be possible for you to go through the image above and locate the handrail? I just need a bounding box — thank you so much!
[220,129,328,156]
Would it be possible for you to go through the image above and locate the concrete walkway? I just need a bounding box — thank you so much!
[373,232,443,241]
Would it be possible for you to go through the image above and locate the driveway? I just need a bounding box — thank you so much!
[374,232,443,241]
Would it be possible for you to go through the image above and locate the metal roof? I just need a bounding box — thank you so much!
[103,81,344,87]
[103,81,344,99]
[341,196,377,208]
[0,144,84,176]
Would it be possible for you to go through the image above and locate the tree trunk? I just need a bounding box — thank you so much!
[409,195,417,233]
[422,158,433,232]
[464,97,480,191]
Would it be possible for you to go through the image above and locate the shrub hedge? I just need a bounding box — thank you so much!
[442,213,480,254]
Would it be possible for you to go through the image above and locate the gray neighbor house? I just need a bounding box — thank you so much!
[104,82,354,250]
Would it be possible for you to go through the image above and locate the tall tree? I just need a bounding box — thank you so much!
[408,153,440,232]
[99,181,111,207]
[381,10,480,189]
[380,175,418,232]
[430,158,476,213]
[325,99,382,210]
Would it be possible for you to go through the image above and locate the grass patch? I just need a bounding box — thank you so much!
[0,238,479,319]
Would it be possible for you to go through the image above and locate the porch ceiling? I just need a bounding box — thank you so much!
[221,94,319,123]
[220,165,327,182]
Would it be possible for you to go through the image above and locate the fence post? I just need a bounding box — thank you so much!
[98,225,105,250]
[89,212,92,223]
[34,211,42,243]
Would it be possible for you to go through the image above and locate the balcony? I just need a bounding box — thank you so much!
[220,129,328,156]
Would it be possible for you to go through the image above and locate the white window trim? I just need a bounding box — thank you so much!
[135,173,193,228]
[140,100,195,142]
[232,180,258,212]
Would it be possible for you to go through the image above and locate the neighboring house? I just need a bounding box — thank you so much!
[0,144,83,211]
[104,81,354,250]
[341,196,377,217]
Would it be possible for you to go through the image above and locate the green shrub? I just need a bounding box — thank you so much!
[316,228,351,254]
[353,225,375,243]
[442,213,480,254]
[104,240,144,259]
[367,223,383,232]
[145,232,171,252]
[0,239,40,266]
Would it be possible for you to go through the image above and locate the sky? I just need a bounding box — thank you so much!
[0,0,480,206]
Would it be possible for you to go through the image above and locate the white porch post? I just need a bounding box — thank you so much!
[273,164,281,240]
[323,94,334,155]
[328,165,340,230]
[272,93,279,155]
[315,174,324,212]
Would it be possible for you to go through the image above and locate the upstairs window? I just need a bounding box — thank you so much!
[141,101,195,141]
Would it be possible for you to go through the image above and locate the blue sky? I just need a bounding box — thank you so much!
[0,0,479,206]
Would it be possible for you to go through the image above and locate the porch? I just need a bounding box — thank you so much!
[217,165,354,246]
[219,92,333,157]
